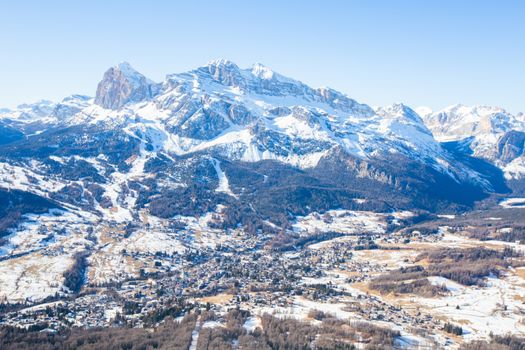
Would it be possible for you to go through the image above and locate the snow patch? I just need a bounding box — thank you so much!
[211,158,237,198]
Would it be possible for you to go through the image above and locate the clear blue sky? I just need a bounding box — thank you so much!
[1,0,523,113]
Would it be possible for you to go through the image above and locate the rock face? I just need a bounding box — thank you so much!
[95,62,156,110]
[497,131,525,163]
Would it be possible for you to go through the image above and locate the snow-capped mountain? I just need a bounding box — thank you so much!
[59,60,472,176]
[0,60,518,239]
[420,105,525,179]
[0,95,92,135]
[94,62,158,110]
[419,104,523,143]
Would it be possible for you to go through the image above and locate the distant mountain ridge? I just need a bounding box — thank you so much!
[419,104,525,180]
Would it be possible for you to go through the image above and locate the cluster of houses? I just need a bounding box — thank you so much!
[0,220,443,342]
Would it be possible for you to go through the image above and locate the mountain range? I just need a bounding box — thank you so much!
[0,60,524,235]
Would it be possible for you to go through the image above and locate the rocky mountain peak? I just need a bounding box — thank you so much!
[205,59,245,87]
[95,62,157,110]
